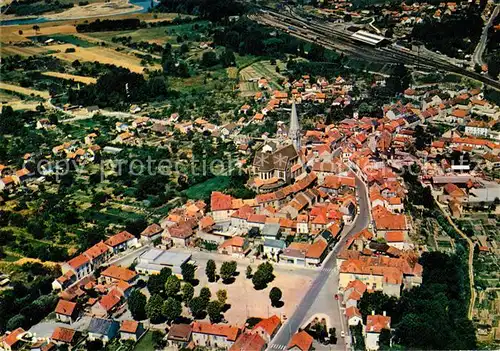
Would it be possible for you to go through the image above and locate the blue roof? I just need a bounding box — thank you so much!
[88,318,119,338]
[264,239,286,249]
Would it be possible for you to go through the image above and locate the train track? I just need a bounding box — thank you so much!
[252,7,500,90]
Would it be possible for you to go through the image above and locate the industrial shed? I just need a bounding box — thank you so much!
[351,30,388,46]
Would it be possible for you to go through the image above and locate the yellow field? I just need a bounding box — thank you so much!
[51,45,157,73]
[0,45,51,56]
[42,71,97,84]
[0,82,50,99]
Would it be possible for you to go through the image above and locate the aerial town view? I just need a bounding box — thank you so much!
[0,0,499,349]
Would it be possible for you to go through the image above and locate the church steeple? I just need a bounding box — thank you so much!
[289,101,301,151]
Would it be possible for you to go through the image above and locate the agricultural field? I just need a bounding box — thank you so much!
[0,82,50,99]
[85,20,210,45]
[51,45,156,73]
[239,59,286,95]
[41,71,97,84]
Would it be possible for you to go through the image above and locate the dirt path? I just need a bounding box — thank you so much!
[42,71,97,84]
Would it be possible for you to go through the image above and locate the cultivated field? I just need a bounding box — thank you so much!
[51,45,156,73]
[42,71,97,84]
[0,82,50,99]
[0,45,51,56]
[43,0,141,21]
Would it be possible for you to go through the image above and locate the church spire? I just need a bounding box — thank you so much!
[289,101,301,151]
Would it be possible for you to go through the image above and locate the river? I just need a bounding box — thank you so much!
[0,0,153,26]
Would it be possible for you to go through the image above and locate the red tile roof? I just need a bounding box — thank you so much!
[192,322,240,341]
[140,224,162,237]
[306,239,328,259]
[211,192,233,211]
[120,320,139,334]
[84,241,109,260]
[98,289,122,312]
[253,315,281,337]
[105,231,135,247]
[67,254,90,269]
[287,330,313,351]
[51,327,76,343]
[230,332,266,351]
[101,265,137,282]
[55,299,77,316]
[2,328,25,347]
[385,231,405,242]
[366,314,391,333]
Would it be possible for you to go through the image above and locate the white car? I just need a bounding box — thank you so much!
[341,331,345,338]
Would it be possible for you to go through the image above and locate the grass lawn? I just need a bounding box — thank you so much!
[133,331,154,351]
[184,176,231,200]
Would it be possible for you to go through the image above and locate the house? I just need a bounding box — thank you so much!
[52,270,76,291]
[305,238,329,266]
[100,265,138,285]
[252,315,281,342]
[55,299,77,324]
[218,237,250,258]
[365,313,391,351]
[211,192,235,222]
[91,289,123,317]
[167,223,195,247]
[229,332,266,351]
[167,323,193,349]
[280,242,310,266]
[384,231,410,250]
[51,327,77,347]
[1,328,25,351]
[191,322,240,350]
[61,254,92,280]
[346,306,363,326]
[87,318,120,344]
[263,239,286,258]
[465,120,489,137]
[135,248,191,277]
[140,223,163,242]
[105,231,137,254]
[83,239,110,265]
[119,320,144,341]
[287,330,313,351]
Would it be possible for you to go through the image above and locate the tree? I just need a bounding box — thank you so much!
[220,261,237,283]
[6,314,26,331]
[165,275,181,297]
[151,330,166,349]
[181,263,196,283]
[147,274,165,295]
[379,329,392,350]
[201,51,218,67]
[246,266,252,279]
[189,296,205,318]
[269,287,282,307]
[207,301,223,323]
[33,25,40,33]
[146,294,164,324]
[200,287,211,307]
[252,269,267,290]
[216,289,228,305]
[221,49,236,67]
[182,282,194,303]
[206,259,216,282]
[128,290,147,320]
[162,297,182,322]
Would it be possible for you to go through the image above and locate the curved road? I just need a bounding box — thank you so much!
[472,4,500,68]
[268,174,370,349]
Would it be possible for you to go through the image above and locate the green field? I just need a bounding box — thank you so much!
[184,176,231,200]
[86,21,210,45]
[133,331,154,351]
[28,34,95,47]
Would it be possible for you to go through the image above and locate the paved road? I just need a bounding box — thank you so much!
[472,4,500,67]
[268,174,370,350]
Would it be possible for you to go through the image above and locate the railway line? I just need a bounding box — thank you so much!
[252,7,500,90]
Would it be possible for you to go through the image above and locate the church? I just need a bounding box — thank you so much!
[250,102,303,192]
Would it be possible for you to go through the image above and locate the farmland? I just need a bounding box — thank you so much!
[0,82,50,99]
[41,71,97,84]
[239,59,287,95]
[51,45,156,73]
